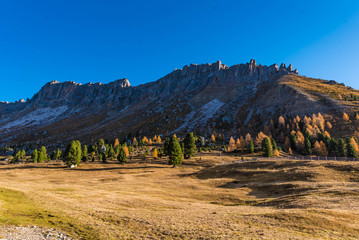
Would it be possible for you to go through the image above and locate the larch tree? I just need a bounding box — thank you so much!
[288,147,293,154]
[123,146,129,157]
[296,131,305,152]
[228,136,236,152]
[343,113,350,122]
[245,133,252,146]
[132,137,138,146]
[211,134,216,143]
[349,137,359,155]
[255,132,267,147]
[114,138,120,148]
[347,143,358,158]
[278,116,285,128]
[319,141,328,156]
[142,137,149,144]
[153,148,158,159]
[236,138,241,150]
[325,121,333,130]
[313,141,321,156]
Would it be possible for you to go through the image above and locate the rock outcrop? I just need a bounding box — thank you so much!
[0,59,320,147]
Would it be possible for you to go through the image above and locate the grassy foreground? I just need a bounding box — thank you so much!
[0,154,359,239]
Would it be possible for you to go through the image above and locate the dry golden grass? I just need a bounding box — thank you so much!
[280,74,359,107]
[0,154,359,239]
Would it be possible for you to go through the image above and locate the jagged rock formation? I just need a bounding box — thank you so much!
[0,59,355,148]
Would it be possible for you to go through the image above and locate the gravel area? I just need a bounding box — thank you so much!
[0,226,73,240]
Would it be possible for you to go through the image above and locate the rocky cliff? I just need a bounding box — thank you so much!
[1,59,354,148]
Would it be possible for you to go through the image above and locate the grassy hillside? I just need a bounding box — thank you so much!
[281,74,359,109]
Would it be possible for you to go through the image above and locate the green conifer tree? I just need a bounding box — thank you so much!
[31,149,38,163]
[328,138,338,156]
[184,132,196,159]
[82,145,88,162]
[271,138,277,151]
[262,137,273,157]
[63,140,82,167]
[337,138,347,157]
[117,147,127,164]
[38,146,47,163]
[108,145,115,159]
[249,140,255,153]
[304,137,312,155]
[168,136,183,166]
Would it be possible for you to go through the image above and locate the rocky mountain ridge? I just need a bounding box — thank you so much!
[1,59,353,148]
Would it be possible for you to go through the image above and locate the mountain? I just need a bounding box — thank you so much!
[1,60,358,148]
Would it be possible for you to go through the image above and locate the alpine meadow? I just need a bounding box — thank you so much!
[1,1,359,239]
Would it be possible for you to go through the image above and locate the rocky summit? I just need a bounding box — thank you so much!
[0,59,356,147]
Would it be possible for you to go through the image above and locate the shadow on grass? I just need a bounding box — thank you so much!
[69,165,169,171]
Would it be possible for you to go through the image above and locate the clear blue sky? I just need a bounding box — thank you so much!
[1,0,359,102]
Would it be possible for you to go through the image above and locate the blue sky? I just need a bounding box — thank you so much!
[1,0,359,102]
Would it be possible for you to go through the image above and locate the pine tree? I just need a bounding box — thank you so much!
[82,145,88,162]
[184,132,196,159]
[328,138,337,156]
[108,145,115,158]
[163,138,170,156]
[117,147,127,164]
[289,134,297,150]
[168,136,183,166]
[55,148,62,160]
[31,149,38,163]
[98,139,105,147]
[128,145,134,154]
[249,140,254,153]
[271,138,277,151]
[38,146,47,163]
[21,149,26,159]
[304,137,312,155]
[337,138,347,157]
[63,140,82,167]
[262,137,273,157]
[115,145,120,157]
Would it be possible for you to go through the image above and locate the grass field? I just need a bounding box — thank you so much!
[0,152,359,239]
